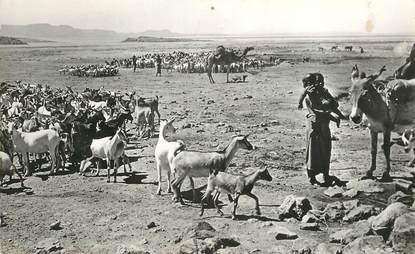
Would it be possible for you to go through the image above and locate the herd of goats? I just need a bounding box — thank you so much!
[0,81,265,218]
[58,64,120,77]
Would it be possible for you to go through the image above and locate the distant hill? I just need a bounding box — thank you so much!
[122,36,197,43]
[0,24,185,42]
[0,36,27,45]
[18,37,54,43]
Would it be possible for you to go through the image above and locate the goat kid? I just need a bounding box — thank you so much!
[170,135,254,204]
[0,151,24,187]
[154,118,186,195]
[79,128,128,183]
[200,167,272,220]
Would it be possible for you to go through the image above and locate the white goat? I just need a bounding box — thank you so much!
[88,100,107,111]
[79,128,128,183]
[154,118,185,195]
[9,124,60,176]
[135,105,154,138]
[200,168,272,219]
[0,151,24,187]
[170,135,254,204]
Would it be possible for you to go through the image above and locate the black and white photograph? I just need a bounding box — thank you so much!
[1,0,415,253]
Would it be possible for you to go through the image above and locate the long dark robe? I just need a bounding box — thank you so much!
[305,96,331,176]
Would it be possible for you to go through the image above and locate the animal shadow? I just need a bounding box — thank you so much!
[234,214,281,222]
[124,172,154,185]
[181,185,207,203]
[0,186,31,195]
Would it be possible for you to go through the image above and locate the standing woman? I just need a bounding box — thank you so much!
[301,74,334,187]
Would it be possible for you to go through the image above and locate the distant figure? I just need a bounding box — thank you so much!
[155,55,162,77]
[132,55,137,72]
[360,47,364,54]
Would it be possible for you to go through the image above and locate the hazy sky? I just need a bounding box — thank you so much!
[0,0,414,34]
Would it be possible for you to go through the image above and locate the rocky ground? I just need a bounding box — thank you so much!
[1,40,415,253]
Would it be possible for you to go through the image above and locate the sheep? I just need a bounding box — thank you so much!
[154,118,186,195]
[170,135,254,204]
[0,151,24,187]
[200,167,272,220]
[9,123,60,176]
[79,128,128,183]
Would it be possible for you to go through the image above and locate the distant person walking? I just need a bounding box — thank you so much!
[132,55,137,72]
[155,55,162,77]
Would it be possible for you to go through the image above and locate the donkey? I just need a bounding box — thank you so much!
[349,64,415,181]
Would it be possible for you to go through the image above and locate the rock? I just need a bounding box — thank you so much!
[343,205,376,222]
[370,202,409,237]
[342,236,388,254]
[343,188,359,198]
[301,211,321,223]
[300,222,319,231]
[270,245,290,253]
[287,91,293,94]
[346,179,384,193]
[343,199,360,213]
[207,99,215,104]
[49,221,62,230]
[387,191,414,206]
[182,221,216,240]
[146,222,157,229]
[36,238,63,252]
[164,237,240,254]
[323,202,345,222]
[138,239,148,245]
[389,212,415,253]
[268,225,298,240]
[291,238,318,254]
[116,245,148,254]
[329,220,371,244]
[276,195,312,220]
[324,186,344,198]
[315,243,343,254]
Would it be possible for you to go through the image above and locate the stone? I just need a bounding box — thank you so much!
[329,220,371,244]
[276,195,312,220]
[342,236,389,254]
[301,212,320,223]
[323,202,345,222]
[343,205,376,222]
[343,188,359,198]
[268,225,298,240]
[270,245,290,254]
[343,199,360,213]
[182,221,216,240]
[138,239,148,245]
[49,221,62,230]
[299,222,319,231]
[146,222,157,229]
[387,191,414,206]
[291,239,318,254]
[315,243,343,254]
[163,237,240,254]
[346,179,384,193]
[389,212,415,253]
[324,187,344,198]
[370,202,409,236]
[36,238,63,252]
[116,245,148,254]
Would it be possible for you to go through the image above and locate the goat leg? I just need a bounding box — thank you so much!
[231,194,241,220]
[189,177,197,202]
[213,192,223,216]
[114,159,118,183]
[247,193,261,215]
[106,158,111,183]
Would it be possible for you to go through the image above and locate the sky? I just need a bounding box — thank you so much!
[0,0,414,35]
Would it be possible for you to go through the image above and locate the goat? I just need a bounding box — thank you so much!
[135,105,154,138]
[200,168,272,219]
[0,151,24,187]
[79,128,128,183]
[137,96,160,124]
[154,118,186,195]
[9,124,60,176]
[170,135,254,204]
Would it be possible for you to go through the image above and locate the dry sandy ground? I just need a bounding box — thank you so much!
[0,40,414,253]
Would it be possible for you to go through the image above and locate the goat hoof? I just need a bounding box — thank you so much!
[256,210,261,216]
[361,173,375,180]
[156,190,161,195]
[379,173,393,183]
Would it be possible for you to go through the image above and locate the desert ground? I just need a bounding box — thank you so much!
[0,37,415,253]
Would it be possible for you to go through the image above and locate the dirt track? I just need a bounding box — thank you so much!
[0,40,414,253]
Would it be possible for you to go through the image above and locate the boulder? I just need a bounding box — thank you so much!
[346,179,384,193]
[343,205,376,222]
[35,238,63,253]
[314,243,343,254]
[329,220,372,244]
[370,202,409,237]
[389,212,415,253]
[342,236,390,254]
[299,222,319,231]
[291,238,318,254]
[323,202,345,222]
[163,237,240,254]
[342,199,360,213]
[324,187,344,198]
[268,225,298,240]
[343,188,359,198]
[116,245,148,254]
[276,195,312,220]
[387,191,414,206]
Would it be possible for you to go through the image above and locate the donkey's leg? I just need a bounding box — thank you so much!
[381,130,393,182]
[363,130,378,180]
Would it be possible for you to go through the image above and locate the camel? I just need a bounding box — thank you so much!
[206,46,254,84]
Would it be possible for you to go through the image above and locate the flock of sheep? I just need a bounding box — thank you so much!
[0,80,269,218]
